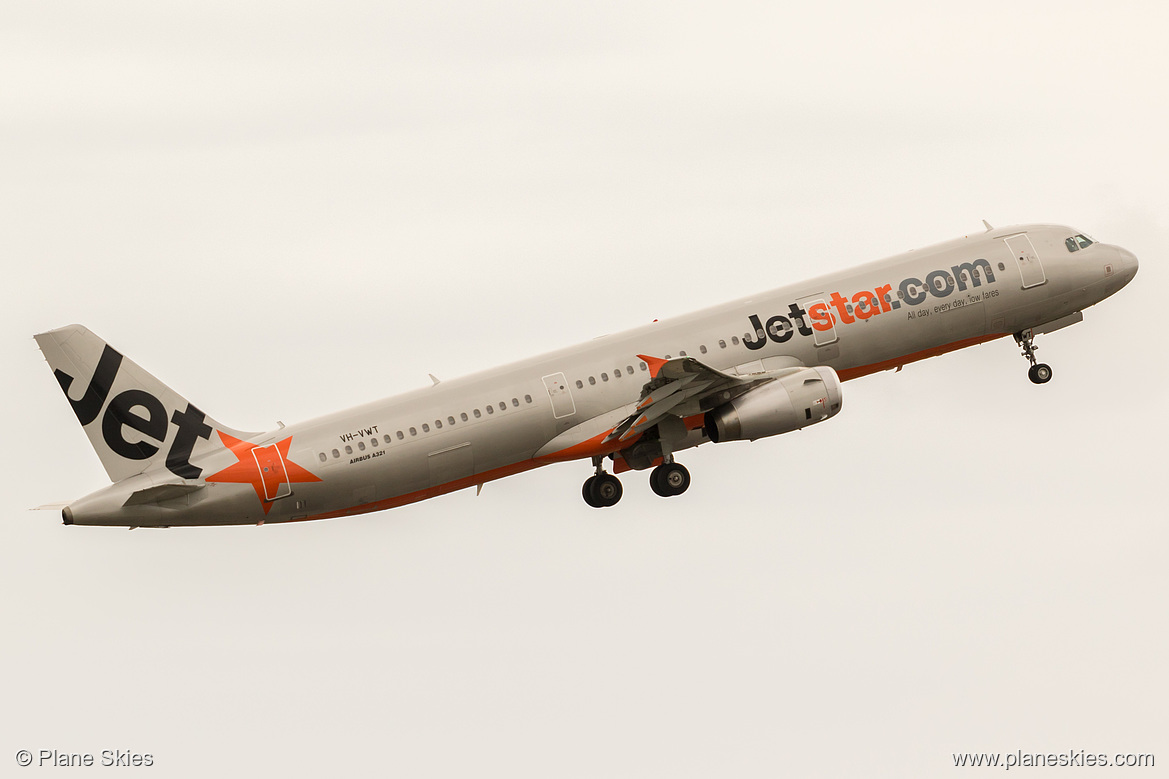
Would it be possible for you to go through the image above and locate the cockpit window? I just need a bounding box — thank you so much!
[1066,234,1095,252]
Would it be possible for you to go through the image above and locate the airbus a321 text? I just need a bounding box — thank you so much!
[35,222,1138,527]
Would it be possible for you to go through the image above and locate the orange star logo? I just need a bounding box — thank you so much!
[205,431,322,514]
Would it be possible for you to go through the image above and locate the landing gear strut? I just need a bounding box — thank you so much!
[582,457,622,508]
[650,460,691,498]
[1014,329,1052,385]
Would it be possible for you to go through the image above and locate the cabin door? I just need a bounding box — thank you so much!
[1003,233,1047,289]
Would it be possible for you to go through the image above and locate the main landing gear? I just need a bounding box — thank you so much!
[1014,329,1052,385]
[583,457,623,508]
[580,456,692,507]
[650,461,690,498]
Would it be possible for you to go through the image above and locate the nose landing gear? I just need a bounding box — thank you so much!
[1014,329,1052,384]
[1027,363,1052,384]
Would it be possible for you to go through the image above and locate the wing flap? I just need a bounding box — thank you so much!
[606,354,806,445]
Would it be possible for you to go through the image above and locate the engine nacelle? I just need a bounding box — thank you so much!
[704,366,842,443]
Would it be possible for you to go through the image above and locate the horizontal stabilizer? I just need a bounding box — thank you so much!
[123,483,205,507]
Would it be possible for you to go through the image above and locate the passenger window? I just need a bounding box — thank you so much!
[639,361,648,371]
[614,368,622,378]
[345,445,353,454]
[332,449,340,458]
[318,452,326,463]
[601,373,609,382]
[576,380,583,388]
[679,350,687,357]
[588,376,596,385]
[719,339,727,349]
[731,336,740,345]
[396,431,404,440]
[524,394,532,404]
[626,365,634,374]
[435,420,442,429]
[474,409,482,418]
[998,262,1006,271]
[461,412,468,421]
[422,423,430,432]
[486,406,494,414]
[357,441,365,450]
[700,345,707,354]
[511,398,519,407]
[449,416,456,425]
[409,427,417,436]
[498,402,506,411]
[371,437,378,447]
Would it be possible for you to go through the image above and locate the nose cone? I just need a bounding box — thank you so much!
[1114,246,1139,285]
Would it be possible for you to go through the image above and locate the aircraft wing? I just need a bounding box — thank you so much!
[605,354,804,443]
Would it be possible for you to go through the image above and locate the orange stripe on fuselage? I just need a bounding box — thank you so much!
[302,459,545,521]
[836,332,1009,381]
[303,332,1012,521]
[533,430,634,463]
[301,429,638,521]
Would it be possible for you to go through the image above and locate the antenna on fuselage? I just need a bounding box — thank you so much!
[982,220,994,232]
[429,374,441,386]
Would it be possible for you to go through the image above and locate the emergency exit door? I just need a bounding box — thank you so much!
[542,372,576,419]
[252,444,292,501]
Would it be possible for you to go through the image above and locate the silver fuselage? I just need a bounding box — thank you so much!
[59,224,1138,526]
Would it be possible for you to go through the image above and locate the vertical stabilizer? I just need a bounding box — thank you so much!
[35,324,256,483]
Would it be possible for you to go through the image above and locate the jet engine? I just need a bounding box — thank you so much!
[704,366,842,443]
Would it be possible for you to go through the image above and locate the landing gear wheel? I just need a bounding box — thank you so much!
[1014,329,1053,385]
[1028,363,1052,384]
[650,462,691,497]
[582,476,600,508]
[583,473,622,508]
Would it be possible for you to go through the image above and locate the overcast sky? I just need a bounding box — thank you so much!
[2,1,1166,776]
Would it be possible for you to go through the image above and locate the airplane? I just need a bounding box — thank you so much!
[34,222,1138,527]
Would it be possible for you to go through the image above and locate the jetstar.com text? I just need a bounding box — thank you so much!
[744,258,998,350]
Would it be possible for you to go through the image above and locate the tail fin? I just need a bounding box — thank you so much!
[35,324,256,483]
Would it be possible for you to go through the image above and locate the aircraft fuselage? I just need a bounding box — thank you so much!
[43,223,1138,527]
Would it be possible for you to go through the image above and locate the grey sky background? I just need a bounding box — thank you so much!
[2,1,1166,776]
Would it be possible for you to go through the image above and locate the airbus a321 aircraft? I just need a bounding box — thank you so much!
[36,223,1138,527]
